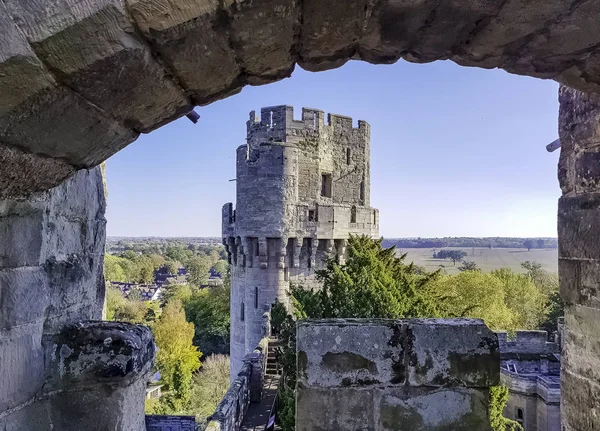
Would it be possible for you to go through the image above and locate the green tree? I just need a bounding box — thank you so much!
[149,253,166,270]
[153,300,202,411]
[492,268,545,330]
[523,239,534,251]
[211,260,229,277]
[138,256,155,284]
[430,271,516,331]
[458,260,479,272]
[164,260,180,275]
[185,355,230,425]
[122,249,138,261]
[299,235,440,319]
[184,285,231,356]
[104,254,126,282]
[105,286,148,323]
[163,284,194,305]
[166,246,189,264]
[490,386,523,431]
[521,262,563,333]
[186,255,211,287]
[433,249,468,265]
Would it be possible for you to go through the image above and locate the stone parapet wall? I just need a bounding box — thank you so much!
[496,330,560,356]
[207,337,269,431]
[557,86,600,431]
[0,167,155,430]
[296,318,500,431]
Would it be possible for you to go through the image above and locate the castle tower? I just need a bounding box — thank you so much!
[223,106,379,375]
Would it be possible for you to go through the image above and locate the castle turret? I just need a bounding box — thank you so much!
[223,106,379,376]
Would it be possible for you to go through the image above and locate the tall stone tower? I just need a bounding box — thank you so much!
[222,105,379,375]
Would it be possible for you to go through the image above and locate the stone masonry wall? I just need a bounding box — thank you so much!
[206,337,268,431]
[0,167,154,430]
[296,319,499,431]
[0,167,106,429]
[557,86,600,431]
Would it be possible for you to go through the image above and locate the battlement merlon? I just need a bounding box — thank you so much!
[246,106,369,140]
[496,330,560,355]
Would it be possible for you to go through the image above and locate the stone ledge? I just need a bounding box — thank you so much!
[43,321,155,392]
[297,318,499,389]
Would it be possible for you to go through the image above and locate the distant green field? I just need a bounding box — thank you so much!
[396,247,558,274]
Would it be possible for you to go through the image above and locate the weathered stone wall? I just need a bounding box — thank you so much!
[296,318,499,431]
[0,167,106,427]
[0,167,154,430]
[557,86,600,431]
[496,331,560,356]
[207,337,269,431]
[224,106,379,377]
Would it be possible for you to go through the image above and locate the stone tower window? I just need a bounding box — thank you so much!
[321,174,332,198]
[360,181,365,203]
[351,205,357,223]
[373,210,377,225]
[308,210,316,221]
[254,286,259,308]
[516,408,524,427]
[241,302,245,321]
[346,148,351,165]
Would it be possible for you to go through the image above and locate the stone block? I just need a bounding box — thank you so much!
[378,387,491,431]
[0,144,76,200]
[44,321,155,391]
[127,0,242,105]
[535,0,600,57]
[558,194,600,260]
[0,210,44,268]
[0,1,55,116]
[42,254,104,333]
[296,385,492,431]
[295,387,376,431]
[299,0,368,71]
[408,0,503,63]
[561,304,600,384]
[455,0,566,61]
[559,258,600,308]
[561,368,600,431]
[407,319,500,388]
[0,398,52,431]
[297,319,406,387]
[0,85,138,168]
[46,159,106,221]
[0,268,49,329]
[296,318,499,389]
[0,324,45,413]
[227,0,298,84]
[48,376,148,431]
[4,0,190,133]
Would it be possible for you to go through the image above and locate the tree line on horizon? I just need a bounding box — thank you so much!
[384,237,558,249]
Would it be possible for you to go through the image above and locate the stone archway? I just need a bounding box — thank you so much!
[1,0,599,197]
[1,1,599,430]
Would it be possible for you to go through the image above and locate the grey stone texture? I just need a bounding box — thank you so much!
[146,415,196,431]
[206,337,270,431]
[3,0,600,197]
[558,86,600,431]
[223,106,379,376]
[0,167,154,430]
[296,318,500,431]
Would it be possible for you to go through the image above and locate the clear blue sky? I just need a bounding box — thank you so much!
[105,60,560,238]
